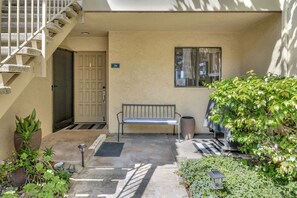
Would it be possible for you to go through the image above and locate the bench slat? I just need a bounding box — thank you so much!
[123,118,178,125]
[117,104,181,142]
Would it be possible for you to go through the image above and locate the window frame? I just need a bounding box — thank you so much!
[174,47,222,88]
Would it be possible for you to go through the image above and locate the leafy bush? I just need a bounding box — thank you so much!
[209,72,297,181]
[0,148,70,197]
[177,155,297,197]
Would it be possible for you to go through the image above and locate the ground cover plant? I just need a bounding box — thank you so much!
[0,148,71,197]
[209,72,297,183]
[0,110,70,197]
[178,155,297,197]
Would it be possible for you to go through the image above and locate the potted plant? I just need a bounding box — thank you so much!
[14,109,42,152]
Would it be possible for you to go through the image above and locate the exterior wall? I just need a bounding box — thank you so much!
[84,0,282,11]
[108,31,241,134]
[287,0,297,75]
[0,58,53,160]
[241,14,282,75]
[60,36,108,52]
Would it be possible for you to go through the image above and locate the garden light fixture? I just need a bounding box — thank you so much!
[78,143,87,167]
[208,169,226,190]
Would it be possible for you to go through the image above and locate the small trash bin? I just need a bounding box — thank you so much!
[181,116,195,140]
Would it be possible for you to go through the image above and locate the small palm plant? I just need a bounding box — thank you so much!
[15,109,42,152]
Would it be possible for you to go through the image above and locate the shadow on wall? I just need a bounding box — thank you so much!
[171,0,280,11]
[268,0,297,76]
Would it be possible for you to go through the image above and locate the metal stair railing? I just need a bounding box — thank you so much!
[0,0,81,70]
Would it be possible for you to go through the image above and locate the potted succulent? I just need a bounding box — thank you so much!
[14,109,42,152]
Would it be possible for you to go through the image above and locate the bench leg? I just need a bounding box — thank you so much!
[173,126,176,135]
[122,124,124,135]
[178,124,180,143]
[118,123,120,142]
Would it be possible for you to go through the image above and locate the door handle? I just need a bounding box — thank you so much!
[51,85,58,91]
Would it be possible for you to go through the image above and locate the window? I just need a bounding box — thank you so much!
[174,47,222,87]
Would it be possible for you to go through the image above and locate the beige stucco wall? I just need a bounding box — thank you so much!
[287,0,297,75]
[241,14,282,75]
[84,0,282,11]
[60,36,108,52]
[108,31,241,134]
[0,58,53,160]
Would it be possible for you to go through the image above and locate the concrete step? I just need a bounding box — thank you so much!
[1,22,42,31]
[0,86,11,94]
[1,33,53,43]
[2,1,81,13]
[47,22,63,33]
[0,64,30,73]
[70,2,82,12]
[55,14,71,24]
[1,22,62,34]
[64,7,78,18]
[1,46,41,57]
[1,13,41,20]
[1,12,72,24]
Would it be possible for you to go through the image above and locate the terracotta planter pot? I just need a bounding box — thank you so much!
[11,167,27,187]
[14,129,42,152]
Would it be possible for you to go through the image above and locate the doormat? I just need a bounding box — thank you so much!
[94,142,124,157]
[193,139,223,156]
[66,123,106,130]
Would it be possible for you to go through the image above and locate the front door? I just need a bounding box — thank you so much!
[53,48,74,132]
[74,52,106,122]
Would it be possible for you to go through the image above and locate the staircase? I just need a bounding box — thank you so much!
[0,0,82,116]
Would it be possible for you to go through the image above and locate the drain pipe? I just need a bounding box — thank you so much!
[78,144,87,167]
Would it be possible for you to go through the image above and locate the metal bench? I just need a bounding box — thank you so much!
[117,104,181,142]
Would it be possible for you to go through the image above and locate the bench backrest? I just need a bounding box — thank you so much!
[122,104,176,119]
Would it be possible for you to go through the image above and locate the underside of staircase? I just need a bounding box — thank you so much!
[0,0,82,117]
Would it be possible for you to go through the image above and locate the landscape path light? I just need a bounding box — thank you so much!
[78,143,87,167]
[208,169,226,190]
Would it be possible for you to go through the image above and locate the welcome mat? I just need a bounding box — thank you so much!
[66,123,106,130]
[94,142,124,157]
[193,139,223,156]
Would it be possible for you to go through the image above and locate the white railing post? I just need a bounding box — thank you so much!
[1,0,80,66]
[8,0,12,56]
[41,0,48,77]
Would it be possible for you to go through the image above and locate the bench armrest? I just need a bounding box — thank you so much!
[175,112,181,118]
[117,111,123,123]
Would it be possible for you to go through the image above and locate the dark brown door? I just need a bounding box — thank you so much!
[53,48,74,132]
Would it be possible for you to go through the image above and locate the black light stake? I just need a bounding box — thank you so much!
[208,169,226,190]
[78,143,87,167]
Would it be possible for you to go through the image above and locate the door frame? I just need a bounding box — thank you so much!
[52,48,74,132]
[73,51,107,123]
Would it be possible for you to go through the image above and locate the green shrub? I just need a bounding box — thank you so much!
[177,155,297,197]
[209,71,297,181]
[0,148,70,197]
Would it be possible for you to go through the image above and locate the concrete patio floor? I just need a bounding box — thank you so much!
[42,132,216,198]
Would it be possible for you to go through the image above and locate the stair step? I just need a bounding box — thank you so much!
[1,46,41,57]
[0,86,11,94]
[0,64,30,73]
[1,22,42,30]
[1,13,41,20]
[64,7,78,18]
[1,5,78,14]
[47,22,63,33]
[71,2,82,12]
[1,33,53,43]
[1,22,62,33]
[55,14,71,24]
